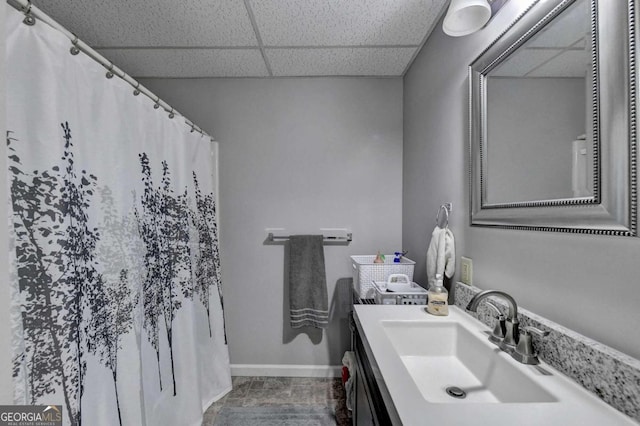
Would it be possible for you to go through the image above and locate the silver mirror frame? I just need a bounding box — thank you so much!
[469,0,637,236]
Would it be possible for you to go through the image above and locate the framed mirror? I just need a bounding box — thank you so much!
[469,0,637,236]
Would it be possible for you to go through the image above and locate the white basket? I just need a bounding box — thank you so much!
[350,255,416,298]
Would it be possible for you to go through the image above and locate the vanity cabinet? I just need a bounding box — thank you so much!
[351,311,396,425]
[354,359,375,426]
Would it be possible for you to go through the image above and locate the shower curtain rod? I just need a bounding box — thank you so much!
[7,0,216,143]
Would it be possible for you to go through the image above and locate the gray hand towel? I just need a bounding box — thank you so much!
[288,235,329,329]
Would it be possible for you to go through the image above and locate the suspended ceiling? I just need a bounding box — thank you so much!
[34,0,449,78]
[490,0,588,78]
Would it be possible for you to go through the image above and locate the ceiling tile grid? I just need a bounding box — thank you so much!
[491,0,590,80]
[98,48,270,78]
[527,50,588,78]
[249,0,445,47]
[34,0,449,78]
[491,49,562,78]
[37,0,259,47]
[526,0,589,50]
[266,47,417,77]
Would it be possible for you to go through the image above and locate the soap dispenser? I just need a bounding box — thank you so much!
[427,274,449,316]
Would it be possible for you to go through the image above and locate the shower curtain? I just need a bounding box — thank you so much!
[6,5,231,426]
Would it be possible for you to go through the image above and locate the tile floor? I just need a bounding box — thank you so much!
[202,376,351,425]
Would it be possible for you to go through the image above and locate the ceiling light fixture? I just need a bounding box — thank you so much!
[442,0,493,37]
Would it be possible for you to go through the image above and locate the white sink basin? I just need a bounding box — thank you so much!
[354,305,637,426]
[382,320,557,403]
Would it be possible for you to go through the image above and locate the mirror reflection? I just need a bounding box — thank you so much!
[484,0,592,204]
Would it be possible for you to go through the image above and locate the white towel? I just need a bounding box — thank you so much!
[426,226,456,287]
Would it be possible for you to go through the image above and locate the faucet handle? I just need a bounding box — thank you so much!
[512,326,549,365]
[522,326,549,338]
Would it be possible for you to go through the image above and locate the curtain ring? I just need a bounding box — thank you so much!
[106,64,115,79]
[133,82,141,96]
[69,34,80,55]
[153,97,160,109]
[22,2,36,26]
[168,108,175,119]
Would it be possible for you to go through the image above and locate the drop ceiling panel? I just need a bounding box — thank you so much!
[97,49,269,77]
[31,0,448,77]
[36,0,258,47]
[250,0,447,46]
[491,49,562,78]
[527,0,589,49]
[527,50,588,78]
[266,48,416,76]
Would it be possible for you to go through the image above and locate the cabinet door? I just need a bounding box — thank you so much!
[355,368,375,426]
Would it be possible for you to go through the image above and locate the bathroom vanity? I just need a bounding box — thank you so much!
[352,304,638,426]
[352,312,397,425]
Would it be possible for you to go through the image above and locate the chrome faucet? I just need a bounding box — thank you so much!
[466,290,520,353]
[512,326,549,365]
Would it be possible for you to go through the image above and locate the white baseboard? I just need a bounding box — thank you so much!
[230,364,342,378]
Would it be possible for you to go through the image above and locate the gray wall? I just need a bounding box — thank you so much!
[487,77,586,203]
[141,78,404,367]
[403,0,640,360]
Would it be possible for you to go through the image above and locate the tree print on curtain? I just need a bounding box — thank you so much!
[135,154,165,393]
[136,154,194,396]
[8,123,136,426]
[92,269,137,426]
[9,122,226,425]
[95,186,142,426]
[192,172,227,343]
[8,129,75,419]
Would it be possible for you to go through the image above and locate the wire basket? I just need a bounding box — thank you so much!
[350,255,415,298]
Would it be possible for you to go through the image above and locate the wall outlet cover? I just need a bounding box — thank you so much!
[461,256,473,285]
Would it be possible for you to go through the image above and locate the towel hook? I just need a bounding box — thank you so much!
[436,203,452,228]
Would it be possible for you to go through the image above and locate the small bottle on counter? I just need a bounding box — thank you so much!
[427,274,449,316]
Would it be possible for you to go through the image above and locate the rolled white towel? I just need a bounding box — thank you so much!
[426,226,456,287]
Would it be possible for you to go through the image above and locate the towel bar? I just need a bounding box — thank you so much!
[267,232,352,243]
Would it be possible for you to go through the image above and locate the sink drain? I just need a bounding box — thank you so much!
[445,386,467,399]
